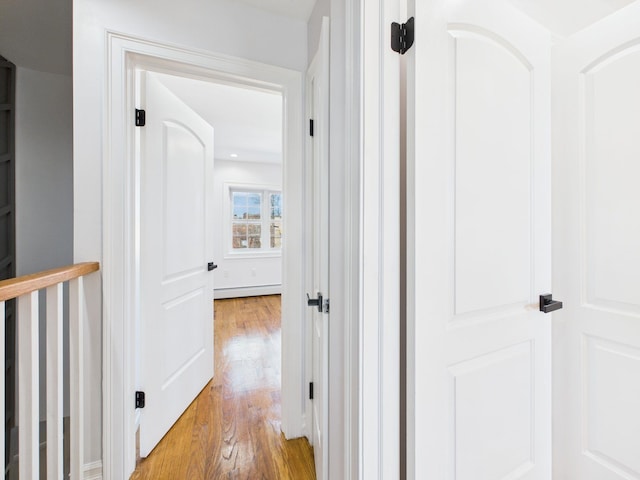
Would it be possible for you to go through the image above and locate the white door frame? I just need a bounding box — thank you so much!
[357,0,402,478]
[103,33,304,478]
[101,1,393,477]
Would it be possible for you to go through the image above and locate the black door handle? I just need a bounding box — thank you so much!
[307,292,323,312]
[208,262,218,271]
[540,294,563,313]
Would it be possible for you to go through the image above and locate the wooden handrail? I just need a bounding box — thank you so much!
[0,262,100,302]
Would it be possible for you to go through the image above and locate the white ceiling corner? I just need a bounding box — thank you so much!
[506,0,637,37]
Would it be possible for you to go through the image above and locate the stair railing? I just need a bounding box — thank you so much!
[0,262,100,480]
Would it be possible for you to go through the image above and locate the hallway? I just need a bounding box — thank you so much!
[130,295,316,479]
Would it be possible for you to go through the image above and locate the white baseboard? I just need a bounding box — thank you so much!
[214,284,281,299]
[83,461,103,480]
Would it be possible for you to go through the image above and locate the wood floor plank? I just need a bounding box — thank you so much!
[130,295,316,480]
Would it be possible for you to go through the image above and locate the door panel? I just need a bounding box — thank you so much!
[451,341,534,480]
[407,0,552,478]
[584,49,640,312]
[553,5,640,478]
[140,72,215,457]
[162,122,207,279]
[452,26,533,316]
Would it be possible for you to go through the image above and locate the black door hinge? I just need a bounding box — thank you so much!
[323,298,330,314]
[391,17,415,54]
[309,119,314,137]
[135,109,146,127]
[135,391,146,409]
[309,382,314,400]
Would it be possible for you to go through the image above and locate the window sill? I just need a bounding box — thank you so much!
[224,250,282,260]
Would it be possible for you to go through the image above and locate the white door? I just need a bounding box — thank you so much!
[552,4,640,478]
[406,0,553,478]
[139,72,215,457]
[307,18,330,480]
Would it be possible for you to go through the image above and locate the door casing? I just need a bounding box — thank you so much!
[103,34,305,478]
[103,1,388,476]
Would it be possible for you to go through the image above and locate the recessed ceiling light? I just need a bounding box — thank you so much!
[230,153,238,158]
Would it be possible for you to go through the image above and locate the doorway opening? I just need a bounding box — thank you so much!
[131,69,314,475]
[101,34,307,477]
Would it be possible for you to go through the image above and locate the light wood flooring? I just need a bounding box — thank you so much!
[130,295,316,480]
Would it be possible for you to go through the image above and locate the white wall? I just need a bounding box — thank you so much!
[213,159,282,297]
[15,68,73,277]
[74,0,307,469]
[15,66,75,422]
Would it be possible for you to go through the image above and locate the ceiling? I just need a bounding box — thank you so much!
[0,0,72,75]
[154,73,283,164]
[235,0,317,21]
[507,0,636,37]
[2,0,635,75]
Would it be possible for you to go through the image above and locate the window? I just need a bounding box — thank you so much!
[232,191,262,249]
[230,188,282,254]
[269,192,282,248]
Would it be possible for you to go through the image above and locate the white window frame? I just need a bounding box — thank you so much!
[224,182,282,259]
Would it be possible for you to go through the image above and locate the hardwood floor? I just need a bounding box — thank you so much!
[130,295,316,480]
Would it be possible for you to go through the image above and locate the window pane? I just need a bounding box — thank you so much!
[232,224,247,236]
[248,224,261,236]
[232,192,247,219]
[248,193,261,206]
[248,236,261,248]
[232,223,247,249]
[232,192,246,206]
[247,206,261,219]
[233,205,248,219]
[270,222,282,248]
[270,193,282,220]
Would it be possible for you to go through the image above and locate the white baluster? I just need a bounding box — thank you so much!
[69,277,84,480]
[46,284,64,479]
[18,291,39,479]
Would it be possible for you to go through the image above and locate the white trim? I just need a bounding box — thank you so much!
[214,285,282,299]
[83,461,103,480]
[344,1,361,479]
[360,0,401,478]
[104,32,305,479]
[223,251,282,260]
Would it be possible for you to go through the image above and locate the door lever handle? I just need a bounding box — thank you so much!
[540,294,563,313]
[307,292,323,313]
[208,262,218,271]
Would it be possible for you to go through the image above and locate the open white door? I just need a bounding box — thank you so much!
[139,72,215,457]
[306,17,330,480]
[553,4,640,478]
[407,0,553,478]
